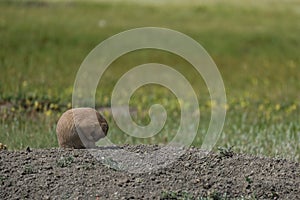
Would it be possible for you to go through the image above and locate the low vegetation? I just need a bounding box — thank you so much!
[0,0,299,161]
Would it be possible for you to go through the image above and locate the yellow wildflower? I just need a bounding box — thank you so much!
[275,104,280,111]
[45,110,52,116]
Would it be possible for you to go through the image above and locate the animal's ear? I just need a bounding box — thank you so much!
[97,112,107,122]
[100,122,108,133]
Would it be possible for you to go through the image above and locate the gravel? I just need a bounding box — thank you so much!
[0,145,299,199]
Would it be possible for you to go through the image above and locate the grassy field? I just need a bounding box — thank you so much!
[0,0,299,161]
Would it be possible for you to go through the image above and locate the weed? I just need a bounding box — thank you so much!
[209,191,230,200]
[0,175,6,184]
[161,190,194,200]
[245,176,253,184]
[101,157,124,171]
[161,190,178,199]
[56,156,74,168]
[0,143,7,150]
[82,163,96,170]
[217,146,234,158]
[22,164,36,175]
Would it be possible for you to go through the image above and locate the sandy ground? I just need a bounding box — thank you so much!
[0,145,299,199]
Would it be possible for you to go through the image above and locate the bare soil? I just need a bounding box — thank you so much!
[0,145,299,199]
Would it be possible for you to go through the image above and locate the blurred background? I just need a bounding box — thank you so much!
[0,0,299,161]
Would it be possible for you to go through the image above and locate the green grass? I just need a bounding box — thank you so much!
[0,0,299,161]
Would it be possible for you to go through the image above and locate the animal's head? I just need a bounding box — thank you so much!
[73,108,109,142]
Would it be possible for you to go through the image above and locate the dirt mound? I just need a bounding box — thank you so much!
[0,145,299,199]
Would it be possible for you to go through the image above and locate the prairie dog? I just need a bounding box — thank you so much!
[56,108,108,149]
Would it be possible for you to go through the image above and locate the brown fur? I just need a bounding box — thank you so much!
[56,108,108,149]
